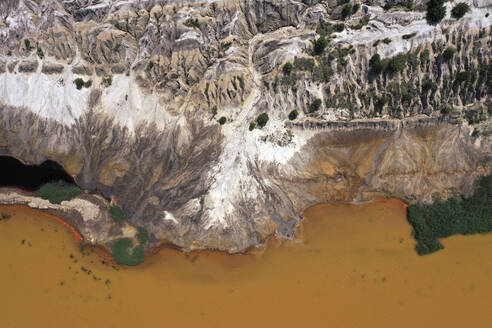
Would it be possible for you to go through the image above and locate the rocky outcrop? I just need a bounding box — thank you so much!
[0,0,490,253]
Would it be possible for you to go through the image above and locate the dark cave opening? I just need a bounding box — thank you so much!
[0,156,76,191]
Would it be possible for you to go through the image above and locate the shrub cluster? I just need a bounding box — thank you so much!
[111,238,145,266]
[313,36,328,55]
[407,175,492,255]
[35,181,83,204]
[451,3,469,18]
[310,98,322,112]
[73,78,92,90]
[426,0,446,23]
[256,113,269,127]
[369,53,407,74]
[109,204,126,223]
[288,109,299,120]
[136,226,149,246]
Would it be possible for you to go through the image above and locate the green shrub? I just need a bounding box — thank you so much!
[111,238,145,266]
[294,57,315,71]
[407,175,492,255]
[310,98,322,112]
[352,3,360,13]
[113,43,121,52]
[313,36,328,55]
[109,205,126,222]
[442,47,457,60]
[256,113,269,128]
[249,122,256,131]
[420,49,430,63]
[102,75,113,88]
[351,15,370,30]
[341,3,353,19]
[283,62,293,75]
[24,39,32,51]
[74,78,85,90]
[426,0,446,23]
[451,3,469,18]
[35,181,83,204]
[218,116,227,125]
[221,42,232,52]
[136,226,149,246]
[387,54,406,73]
[288,109,299,120]
[37,47,44,59]
[369,54,388,74]
[334,23,345,32]
[382,37,392,44]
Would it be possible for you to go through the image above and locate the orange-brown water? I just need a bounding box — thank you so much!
[1,200,492,328]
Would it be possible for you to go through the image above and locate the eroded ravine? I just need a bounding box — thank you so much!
[1,199,492,328]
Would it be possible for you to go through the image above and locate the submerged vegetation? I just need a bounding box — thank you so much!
[111,238,145,266]
[35,181,83,204]
[407,175,492,255]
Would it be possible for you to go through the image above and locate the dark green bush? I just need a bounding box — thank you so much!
[136,226,149,246]
[451,3,469,18]
[111,238,145,266]
[283,62,293,75]
[351,15,370,30]
[352,3,360,13]
[310,98,322,112]
[288,109,299,120]
[382,38,392,44]
[442,47,457,60]
[109,205,126,222]
[36,181,83,204]
[341,3,354,19]
[74,78,85,90]
[313,36,328,55]
[249,122,256,131]
[256,113,269,127]
[102,76,113,88]
[426,0,446,23]
[218,116,227,125]
[387,54,407,73]
[407,175,492,255]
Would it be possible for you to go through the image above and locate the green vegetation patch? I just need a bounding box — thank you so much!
[313,36,328,56]
[111,238,145,266]
[451,2,469,19]
[35,181,83,204]
[442,47,457,60]
[288,109,299,120]
[136,226,149,246]
[256,113,269,128]
[426,0,446,23]
[407,175,492,256]
[109,204,126,222]
[218,116,227,125]
[73,78,92,90]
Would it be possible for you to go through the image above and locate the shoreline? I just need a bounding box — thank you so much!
[0,197,411,266]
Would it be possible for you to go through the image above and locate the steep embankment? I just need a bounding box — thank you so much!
[0,0,490,254]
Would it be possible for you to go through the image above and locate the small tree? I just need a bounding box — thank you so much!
[288,109,299,120]
[442,47,457,60]
[426,0,446,23]
[341,3,353,19]
[73,78,85,90]
[283,62,293,75]
[310,98,322,112]
[218,116,227,125]
[451,3,469,18]
[256,113,269,127]
[313,36,328,55]
[387,54,406,73]
[249,122,256,131]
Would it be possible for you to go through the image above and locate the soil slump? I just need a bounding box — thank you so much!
[1,200,492,327]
